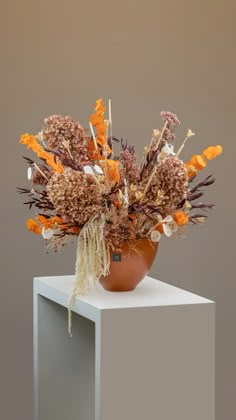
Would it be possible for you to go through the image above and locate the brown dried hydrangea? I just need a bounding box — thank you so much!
[120,149,140,183]
[46,168,103,226]
[146,156,188,215]
[43,115,90,166]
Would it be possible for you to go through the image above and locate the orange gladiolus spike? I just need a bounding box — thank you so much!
[89,99,107,148]
[20,133,41,153]
[20,133,64,173]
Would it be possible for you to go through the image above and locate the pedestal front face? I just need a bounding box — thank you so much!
[34,276,215,420]
[99,305,215,420]
[36,296,95,420]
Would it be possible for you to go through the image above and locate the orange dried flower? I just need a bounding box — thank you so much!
[88,140,111,161]
[20,133,64,173]
[174,210,189,226]
[203,145,223,160]
[95,98,106,113]
[186,145,222,177]
[185,154,206,177]
[89,99,107,147]
[37,215,66,229]
[190,154,207,170]
[106,159,120,184]
[20,133,41,153]
[185,162,197,178]
[50,216,66,226]
[37,215,49,227]
[37,150,64,173]
[26,219,42,234]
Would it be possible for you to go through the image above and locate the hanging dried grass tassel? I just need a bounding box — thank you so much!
[68,213,110,336]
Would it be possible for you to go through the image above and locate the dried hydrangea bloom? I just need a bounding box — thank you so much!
[120,149,140,183]
[46,168,103,226]
[146,156,188,215]
[43,115,90,166]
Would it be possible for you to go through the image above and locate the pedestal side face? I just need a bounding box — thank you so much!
[99,303,215,420]
[37,296,95,420]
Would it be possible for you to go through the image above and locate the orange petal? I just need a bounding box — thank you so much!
[97,136,106,146]
[20,133,42,153]
[89,99,107,148]
[203,145,223,160]
[38,150,64,173]
[50,216,65,225]
[174,210,189,226]
[106,159,120,184]
[190,154,207,170]
[20,133,64,173]
[26,219,42,234]
[185,162,197,177]
[215,145,223,155]
[37,215,49,227]
[95,99,106,114]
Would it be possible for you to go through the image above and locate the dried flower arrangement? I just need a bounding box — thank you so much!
[18,99,222,333]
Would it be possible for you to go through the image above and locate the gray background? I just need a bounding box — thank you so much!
[0,0,235,419]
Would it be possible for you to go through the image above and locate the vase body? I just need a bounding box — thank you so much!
[99,238,158,292]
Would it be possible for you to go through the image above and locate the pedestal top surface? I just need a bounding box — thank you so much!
[34,275,213,311]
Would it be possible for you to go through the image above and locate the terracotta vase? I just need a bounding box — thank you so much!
[99,239,158,292]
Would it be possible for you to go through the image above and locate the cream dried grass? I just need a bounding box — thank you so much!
[68,213,110,336]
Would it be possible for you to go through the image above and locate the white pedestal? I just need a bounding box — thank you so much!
[34,276,215,420]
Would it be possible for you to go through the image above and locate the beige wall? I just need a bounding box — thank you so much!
[0,1,235,419]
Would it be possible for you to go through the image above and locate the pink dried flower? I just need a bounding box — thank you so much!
[163,128,176,142]
[160,111,180,129]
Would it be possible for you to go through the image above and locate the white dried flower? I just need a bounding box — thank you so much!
[42,227,54,240]
[35,130,44,142]
[94,164,103,175]
[150,230,161,242]
[83,165,94,175]
[27,167,32,180]
[152,129,160,138]
[157,143,175,162]
[162,215,178,237]
[187,129,195,138]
